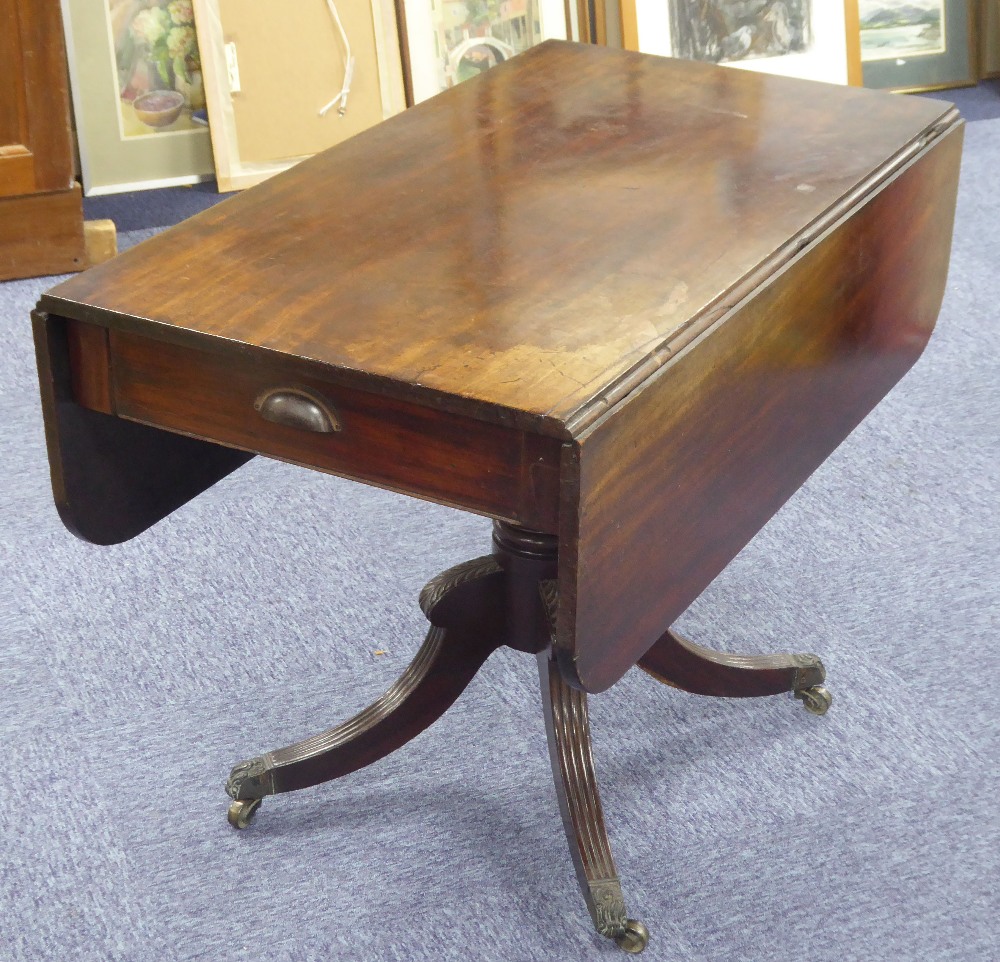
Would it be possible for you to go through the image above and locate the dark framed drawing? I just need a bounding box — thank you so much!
[621,1,862,85]
[860,0,976,91]
[394,0,571,105]
[671,0,812,61]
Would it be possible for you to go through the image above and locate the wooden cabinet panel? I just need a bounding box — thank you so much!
[0,0,84,278]
[0,186,86,279]
[0,0,33,198]
[0,0,75,196]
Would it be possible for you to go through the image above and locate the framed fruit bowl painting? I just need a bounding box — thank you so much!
[61,0,216,194]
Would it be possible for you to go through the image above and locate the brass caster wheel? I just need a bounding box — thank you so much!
[227,797,262,829]
[614,920,649,954]
[795,685,833,716]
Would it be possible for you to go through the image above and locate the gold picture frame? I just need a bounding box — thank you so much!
[619,1,863,86]
[577,0,620,45]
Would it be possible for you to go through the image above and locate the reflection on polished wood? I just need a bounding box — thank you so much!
[34,41,963,952]
[39,42,964,695]
[41,41,957,431]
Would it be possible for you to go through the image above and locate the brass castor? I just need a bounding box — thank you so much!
[614,920,649,954]
[795,685,833,716]
[227,797,262,829]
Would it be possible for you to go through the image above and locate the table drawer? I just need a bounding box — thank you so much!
[107,329,561,530]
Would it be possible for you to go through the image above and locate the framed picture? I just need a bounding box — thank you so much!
[193,0,406,191]
[575,0,619,44]
[859,1,976,91]
[979,0,1000,79]
[394,0,572,106]
[620,1,863,86]
[61,0,216,195]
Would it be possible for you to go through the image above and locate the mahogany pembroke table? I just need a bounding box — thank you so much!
[33,42,962,953]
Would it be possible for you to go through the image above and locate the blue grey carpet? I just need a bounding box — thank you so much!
[920,77,1000,122]
[2,121,998,962]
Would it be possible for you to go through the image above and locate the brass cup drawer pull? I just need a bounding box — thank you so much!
[254,388,341,434]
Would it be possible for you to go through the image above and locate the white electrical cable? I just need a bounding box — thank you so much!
[319,0,355,117]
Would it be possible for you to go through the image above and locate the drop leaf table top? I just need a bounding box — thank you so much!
[33,41,963,951]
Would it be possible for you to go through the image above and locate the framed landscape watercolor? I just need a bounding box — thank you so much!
[394,0,571,105]
[620,1,863,85]
[860,0,976,91]
[61,0,215,194]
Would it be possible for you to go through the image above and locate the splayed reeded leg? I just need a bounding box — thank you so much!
[224,519,655,950]
[537,647,649,953]
[226,555,506,827]
[638,628,832,714]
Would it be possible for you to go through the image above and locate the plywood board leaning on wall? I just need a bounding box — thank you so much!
[194,0,406,190]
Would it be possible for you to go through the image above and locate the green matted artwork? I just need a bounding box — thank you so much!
[859,0,976,91]
[61,0,215,195]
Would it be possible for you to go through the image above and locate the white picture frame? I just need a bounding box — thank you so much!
[622,1,863,86]
[397,0,570,106]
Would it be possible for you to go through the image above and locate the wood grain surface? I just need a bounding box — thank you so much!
[110,329,562,530]
[557,125,964,693]
[40,41,952,434]
[66,318,113,414]
[1,187,85,282]
[0,0,77,196]
[38,42,963,692]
